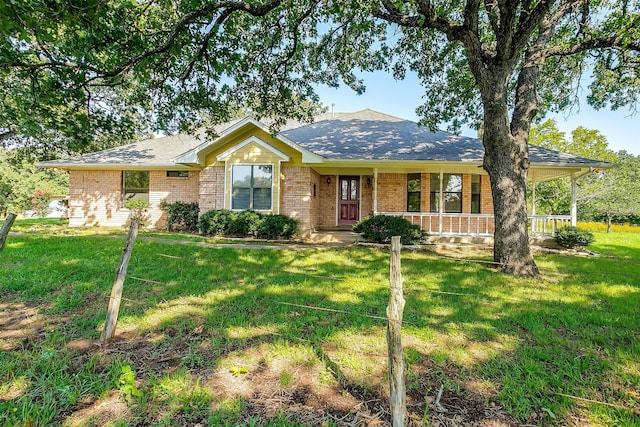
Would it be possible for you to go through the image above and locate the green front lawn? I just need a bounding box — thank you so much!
[1,220,639,426]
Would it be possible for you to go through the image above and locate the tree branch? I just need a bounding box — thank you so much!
[544,34,640,57]
[375,0,465,42]
[8,0,284,83]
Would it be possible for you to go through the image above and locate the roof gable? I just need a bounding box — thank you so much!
[216,136,290,162]
[174,117,322,165]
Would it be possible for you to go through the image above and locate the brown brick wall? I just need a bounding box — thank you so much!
[376,173,407,212]
[199,165,225,213]
[68,170,125,227]
[150,170,200,228]
[317,175,337,227]
[68,170,200,228]
[480,175,494,214]
[361,175,374,218]
[280,166,315,233]
[310,169,321,230]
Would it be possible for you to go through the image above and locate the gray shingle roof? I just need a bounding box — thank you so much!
[38,109,610,168]
[282,109,607,165]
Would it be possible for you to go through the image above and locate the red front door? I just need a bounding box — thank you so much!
[338,176,360,225]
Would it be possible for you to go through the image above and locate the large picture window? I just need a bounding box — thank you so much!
[123,171,149,202]
[407,173,421,212]
[430,173,462,213]
[471,175,481,214]
[232,165,273,210]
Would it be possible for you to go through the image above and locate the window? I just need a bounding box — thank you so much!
[430,173,462,213]
[407,173,421,212]
[167,170,189,178]
[123,171,149,202]
[471,175,481,214]
[232,165,272,210]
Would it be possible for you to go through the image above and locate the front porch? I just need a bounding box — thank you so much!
[377,212,571,237]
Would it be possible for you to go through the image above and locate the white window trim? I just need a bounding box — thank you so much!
[230,163,275,212]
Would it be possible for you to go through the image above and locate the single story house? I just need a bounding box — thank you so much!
[39,109,609,236]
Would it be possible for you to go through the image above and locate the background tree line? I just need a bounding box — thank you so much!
[529,119,640,231]
[0,149,68,217]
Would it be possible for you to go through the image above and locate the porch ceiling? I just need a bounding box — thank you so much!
[309,160,600,182]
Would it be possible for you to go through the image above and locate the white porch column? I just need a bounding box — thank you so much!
[570,174,577,227]
[531,180,537,234]
[373,168,378,215]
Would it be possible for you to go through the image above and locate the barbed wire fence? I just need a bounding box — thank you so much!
[100,231,640,423]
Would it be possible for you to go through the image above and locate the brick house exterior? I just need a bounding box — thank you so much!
[39,110,609,236]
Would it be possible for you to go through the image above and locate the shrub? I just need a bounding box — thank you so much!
[124,199,150,227]
[227,210,263,236]
[353,215,426,245]
[256,215,298,239]
[161,201,199,232]
[554,227,595,248]
[31,188,53,217]
[197,209,235,235]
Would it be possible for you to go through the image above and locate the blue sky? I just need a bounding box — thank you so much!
[314,72,639,155]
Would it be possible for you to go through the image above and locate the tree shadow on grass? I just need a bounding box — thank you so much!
[1,236,639,426]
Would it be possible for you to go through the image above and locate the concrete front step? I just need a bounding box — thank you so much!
[307,230,361,243]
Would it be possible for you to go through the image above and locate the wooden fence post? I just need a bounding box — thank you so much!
[100,218,139,343]
[0,212,17,253]
[387,236,406,426]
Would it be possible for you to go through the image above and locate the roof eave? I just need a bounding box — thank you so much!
[37,162,198,171]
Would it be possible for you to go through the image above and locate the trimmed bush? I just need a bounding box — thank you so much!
[555,227,595,248]
[256,215,298,239]
[198,210,298,239]
[197,209,235,235]
[227,210,263,236]
[353,215,426,245]
[161,201,199,232]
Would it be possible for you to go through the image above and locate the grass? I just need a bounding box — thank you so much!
[1,218,639,426]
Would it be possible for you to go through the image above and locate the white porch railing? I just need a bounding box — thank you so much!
[377,212,571,236]
[529,215,571,236]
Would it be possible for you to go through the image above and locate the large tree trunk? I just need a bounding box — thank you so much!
[481,85,539,277]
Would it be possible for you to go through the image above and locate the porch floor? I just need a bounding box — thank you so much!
[307,229,557,247]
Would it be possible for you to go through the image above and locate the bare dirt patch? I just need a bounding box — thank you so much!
[63,392,128,427]
[79,327,519,426]
[0,302,43,350]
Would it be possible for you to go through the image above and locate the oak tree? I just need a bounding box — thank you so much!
[3,0,639,275]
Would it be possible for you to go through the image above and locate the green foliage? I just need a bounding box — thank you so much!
[3,1,639,273]
[0,149,68,216]
[530,119,618,163]
[555,227,595,248]
[580,151,640,230]
[528,120,620,216]
[198,210,298,239]
[353,215,425,245]
[197,209,235,235]
[124,198,150,225]
[30,188,53,217]
[3,229,640,424]
[161,201,199,232]
[256,214,298,240]
[118,364,143,402]
[227,210,263,237]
